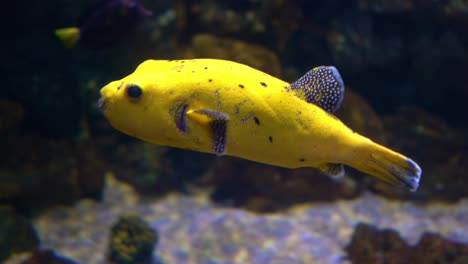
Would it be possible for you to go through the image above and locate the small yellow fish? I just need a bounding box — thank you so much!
[99,59,421,191]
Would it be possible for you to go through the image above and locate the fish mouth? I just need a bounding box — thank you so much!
[98,97,106,111]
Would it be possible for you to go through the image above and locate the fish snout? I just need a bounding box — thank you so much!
[98,96,106,111]
[98,83,116,111]
[98,86,111,111]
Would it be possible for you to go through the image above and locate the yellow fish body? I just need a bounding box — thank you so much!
[99,59,421,191]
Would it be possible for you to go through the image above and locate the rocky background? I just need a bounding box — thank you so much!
[1,0,467,263]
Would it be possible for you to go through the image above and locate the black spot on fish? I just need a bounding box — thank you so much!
[181,61,185,63]
[260,82,267,87]
[254,116,260,125]
[268,136,273,143]
[192,70,195,73]
[238,84,244,88]
[209,79,213,82]
[117,82,123,90]
[204,67,208,70]
[299,158,305,162]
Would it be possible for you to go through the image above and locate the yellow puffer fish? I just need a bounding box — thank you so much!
[99,59,421,191]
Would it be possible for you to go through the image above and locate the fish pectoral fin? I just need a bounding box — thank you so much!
[318,163,345,179]
[175,104,189,133]
[186,109,229,155]
[290,66,345,113]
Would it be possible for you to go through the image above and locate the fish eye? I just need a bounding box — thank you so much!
[126,84,143,100]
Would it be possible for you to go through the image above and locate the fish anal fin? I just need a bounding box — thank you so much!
[318,163,345,179]
[290,66,345,113]
[187,109,229,155]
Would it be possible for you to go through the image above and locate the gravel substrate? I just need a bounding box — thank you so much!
[33,175,468,264]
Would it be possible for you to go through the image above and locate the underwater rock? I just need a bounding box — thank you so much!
[357,0,417,12]
[371,106,467,202]
[182,33,282,76]
[97,134,214,195]
[335,88,386,144]
[0,100,24,136]
[108,213,159,264]
[345,223,411,263]
[98,138,169,195]
[22,249,78,264]
[441,1,468,16]
[174,0,304,52]
[317,1,468,126]
[0,134,106,213]
[3,1,84,138]
[357,0,468,16]
[209,157,362,212]
[0,100,106,208]
[0,206,39,262]
[345,223,468,264]
[411,233,468,264]
[174,1,266,39]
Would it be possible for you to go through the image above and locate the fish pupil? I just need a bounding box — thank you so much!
[126,84,143,99]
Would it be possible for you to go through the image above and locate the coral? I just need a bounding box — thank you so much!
[108,213,159,264]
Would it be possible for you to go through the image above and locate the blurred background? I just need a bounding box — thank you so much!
[1,0,467,263]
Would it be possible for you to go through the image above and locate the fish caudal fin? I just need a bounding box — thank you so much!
[355,142,422,191]
[54,27,80,48]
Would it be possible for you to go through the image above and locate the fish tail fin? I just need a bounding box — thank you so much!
[353,141,421,191]
[54,27,80,48]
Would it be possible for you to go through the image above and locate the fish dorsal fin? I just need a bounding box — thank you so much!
[290,66,345,113]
